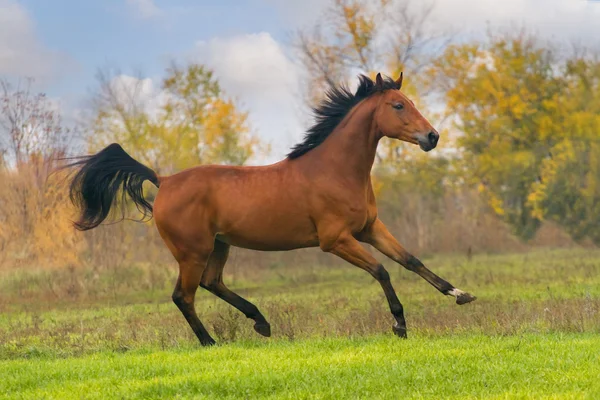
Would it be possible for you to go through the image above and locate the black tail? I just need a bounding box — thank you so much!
[63,143,160,231]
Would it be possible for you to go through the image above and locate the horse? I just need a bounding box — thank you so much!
[65,72,476,346]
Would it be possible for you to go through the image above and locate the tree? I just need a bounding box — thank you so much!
[429,30,600,243]
[528,54,600,244]
[428,31,568,240]
[0,78,71,171]
[0,78,82,267]
[88,62,264,174]
[293,0,448,102]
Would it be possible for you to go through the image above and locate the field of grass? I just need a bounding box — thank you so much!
[1,248,599,398]
[3,334,599,399]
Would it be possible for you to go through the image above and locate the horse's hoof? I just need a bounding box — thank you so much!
[254,322,271,337]
[392,324,407,339]
[456,292,477,305]
[201,337,217,347]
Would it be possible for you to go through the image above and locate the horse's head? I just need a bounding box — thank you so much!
[373,73,439,152]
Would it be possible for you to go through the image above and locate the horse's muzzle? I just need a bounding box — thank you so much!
[418,131,439,152]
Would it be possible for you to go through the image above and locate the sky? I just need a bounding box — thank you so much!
[2,0,600,163]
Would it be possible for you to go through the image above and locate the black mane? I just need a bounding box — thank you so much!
[287,74,399,159]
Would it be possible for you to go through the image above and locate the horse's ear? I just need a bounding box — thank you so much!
[375,73,383,88]
[395,72,403,90]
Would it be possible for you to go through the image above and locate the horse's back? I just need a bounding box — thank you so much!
[153,162,319,251]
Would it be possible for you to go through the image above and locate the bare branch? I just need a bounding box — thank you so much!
[0,77,71,171]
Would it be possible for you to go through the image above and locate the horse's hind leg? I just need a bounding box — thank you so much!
[172,255,216,346]
[200,239,271,337]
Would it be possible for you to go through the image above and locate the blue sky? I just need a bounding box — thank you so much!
[2,0,600,162]
[10,0,299,98]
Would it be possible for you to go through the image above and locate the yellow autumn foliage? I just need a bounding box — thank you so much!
[431,30,600,242]
[89,63,265,174]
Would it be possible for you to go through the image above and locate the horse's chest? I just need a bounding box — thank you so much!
[315,182,377,231]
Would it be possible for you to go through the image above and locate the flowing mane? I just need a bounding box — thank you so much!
[287,74,400,159]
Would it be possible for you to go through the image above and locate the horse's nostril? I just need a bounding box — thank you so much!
[428,131,439,145]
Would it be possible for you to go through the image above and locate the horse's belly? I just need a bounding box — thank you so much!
[216,213,319,251]
[217,233,318,251]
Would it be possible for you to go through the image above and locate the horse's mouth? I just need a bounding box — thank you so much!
[418,140,436,152]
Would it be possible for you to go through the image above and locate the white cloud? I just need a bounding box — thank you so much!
[0,0,72,82]
[126,0,163,19]
[431,0,600,41]
[194,32,304,163]
[108,74,166,116]
[260,0,330,27]
[264,0,600,44]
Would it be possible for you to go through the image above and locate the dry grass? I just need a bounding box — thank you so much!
[0,248,598,359]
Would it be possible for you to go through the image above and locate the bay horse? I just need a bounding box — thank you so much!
[65,73,476,346]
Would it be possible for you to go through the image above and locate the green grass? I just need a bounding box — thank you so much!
[1,249,599,398]
[2,334,599,399]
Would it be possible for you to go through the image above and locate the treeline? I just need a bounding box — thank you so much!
[1,0,598,270]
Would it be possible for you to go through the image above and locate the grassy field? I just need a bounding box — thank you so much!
[3,334,599,399]
[1,248,599,398]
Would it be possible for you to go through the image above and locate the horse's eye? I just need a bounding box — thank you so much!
[392,103,404,110]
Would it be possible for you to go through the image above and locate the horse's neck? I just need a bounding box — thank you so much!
[316,100,380,184]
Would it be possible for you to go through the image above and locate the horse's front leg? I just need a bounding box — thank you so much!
[319,231,408,338]
[359,219,476,305]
